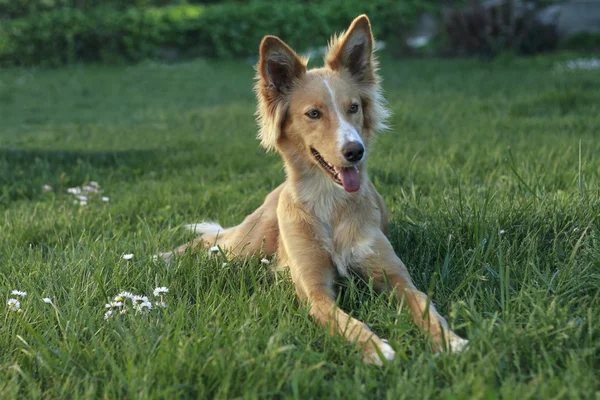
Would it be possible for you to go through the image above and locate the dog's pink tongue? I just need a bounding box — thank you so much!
[336,166,360,193]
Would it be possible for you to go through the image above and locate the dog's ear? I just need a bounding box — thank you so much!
[325,15,375,84]
[259,36,305,93]
[255,36,306,151]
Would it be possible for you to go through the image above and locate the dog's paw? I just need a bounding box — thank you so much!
[448,336,469,353]
[363,339,396,365]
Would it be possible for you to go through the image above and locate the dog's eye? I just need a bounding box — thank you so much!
[349,103,360,114]
[306,109,321,119]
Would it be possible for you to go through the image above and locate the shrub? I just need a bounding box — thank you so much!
[561,32,600,52]
[1,5,208,66]
[0,0,430,66]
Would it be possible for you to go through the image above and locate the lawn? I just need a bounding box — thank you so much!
[1,54,599,399]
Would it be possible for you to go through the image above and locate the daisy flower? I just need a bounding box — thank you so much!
[42,298,53,304]
[122,254,134,260]
[7,298,21,312]
[102,197,110,202]
[11,290,27,298]
[104,309,113,320]
[261,258,270,265]
[118,291,134,299]
[82,185,97,193]
[153,287,168,297]
[135,300,152,313]
[209,246,219,253]
[67,187,81,195]
[131,295,148,303]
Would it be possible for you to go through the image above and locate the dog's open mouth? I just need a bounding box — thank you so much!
[310,148,360,193]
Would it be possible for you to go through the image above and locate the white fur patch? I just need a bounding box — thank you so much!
[184,222,224,236]
[364,339,396,365]
[379,340,396,361]
[448,337,469,353]
[321,79,365,155]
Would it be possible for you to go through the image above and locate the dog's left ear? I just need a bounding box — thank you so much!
[326,15,375,84]
[255,36,307,151]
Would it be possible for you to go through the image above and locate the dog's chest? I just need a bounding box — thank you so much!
[297,176,376,276]
[314,206,376,277]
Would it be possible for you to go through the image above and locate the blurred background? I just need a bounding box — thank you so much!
[0,0,599,67]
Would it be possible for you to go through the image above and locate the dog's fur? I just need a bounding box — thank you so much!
[162,15,467,364]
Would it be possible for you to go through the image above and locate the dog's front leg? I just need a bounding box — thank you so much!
[278,215,395,365]
[361,232,469,353]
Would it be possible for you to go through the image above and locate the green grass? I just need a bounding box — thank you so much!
[1,54,599,399]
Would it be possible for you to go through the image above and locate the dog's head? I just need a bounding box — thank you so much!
[255,15,389,193]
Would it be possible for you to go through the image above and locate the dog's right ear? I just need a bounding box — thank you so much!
[255,36,306,151]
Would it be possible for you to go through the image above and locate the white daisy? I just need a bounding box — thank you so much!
[154,301,168,308]
[131,295,148,303]
[118,291,134,299]
[104,309,113,320]
[260,258,270,265]
[7,298,21,311]
[11,290,27,297]
[135,300,152,312]
[42,298,52,304]
[153,287,168,297]
[90,181,100,187]
[79,200,87,206]
[76,195,88,201]
[67,187,81,194]
[102,196,110,202]
[499,229,506,235]
[209,246,219,253]
[122,254,134,260]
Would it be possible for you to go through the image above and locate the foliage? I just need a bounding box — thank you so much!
[561,32,600,52]
[1,5,208,66]
[1,56,599,398]
[0,0,214,19]
[0,0,430,66]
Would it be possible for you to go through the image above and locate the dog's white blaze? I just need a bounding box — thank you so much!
[321,79,365,154]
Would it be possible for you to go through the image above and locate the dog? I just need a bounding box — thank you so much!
[161,15,468,364]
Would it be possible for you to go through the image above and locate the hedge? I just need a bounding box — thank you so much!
[0,0,216,19]
[0,0,432,66]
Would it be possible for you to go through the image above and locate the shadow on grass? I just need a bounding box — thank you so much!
[0,147,177,204]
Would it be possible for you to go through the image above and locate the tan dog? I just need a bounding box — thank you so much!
[162,15,468,364]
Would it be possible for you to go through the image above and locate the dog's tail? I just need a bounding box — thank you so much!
[184,221,225,236]
[181,212,278,258]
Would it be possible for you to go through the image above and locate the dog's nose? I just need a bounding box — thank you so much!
[342,141,365,163]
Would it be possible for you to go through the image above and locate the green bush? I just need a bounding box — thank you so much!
[1,5,208,66]
[561,32,600,52]
[0,0,429,67]
[0,0,207,19]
